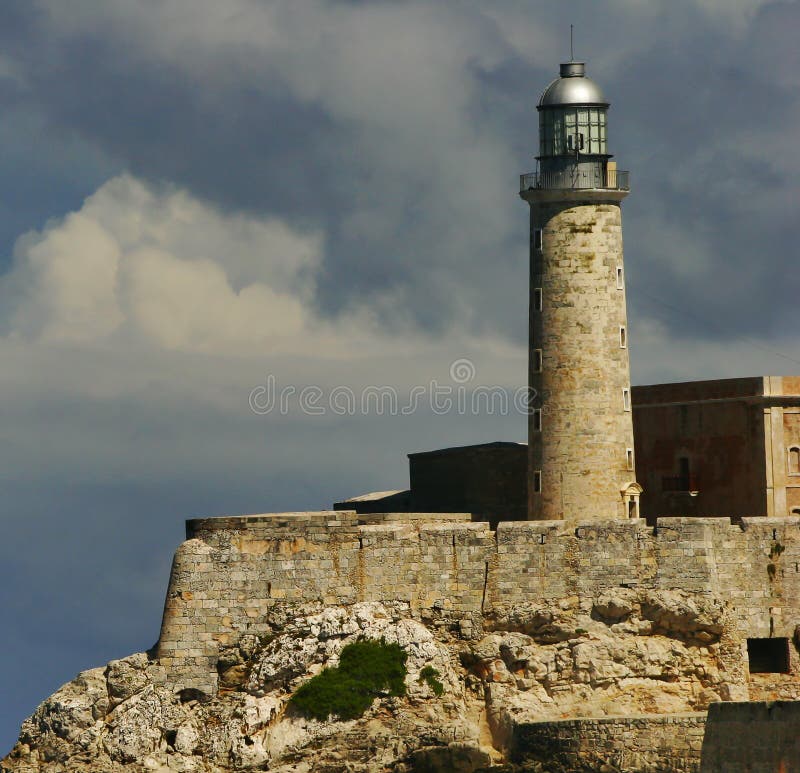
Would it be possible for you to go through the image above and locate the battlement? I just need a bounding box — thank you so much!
[156,512,800,693]
[186,510,472,539]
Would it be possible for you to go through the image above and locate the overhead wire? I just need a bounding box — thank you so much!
[627,280,800,369]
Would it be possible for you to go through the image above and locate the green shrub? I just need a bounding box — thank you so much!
[419,665,444,697]
[290,638,407,721]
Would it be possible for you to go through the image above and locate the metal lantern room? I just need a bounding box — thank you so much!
[521,61,629,192]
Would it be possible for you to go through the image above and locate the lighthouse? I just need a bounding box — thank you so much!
[520,60,641,521]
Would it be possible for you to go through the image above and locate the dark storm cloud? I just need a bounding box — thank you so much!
[0,2,119,267]
[0,1,528,337]
[612,2,800,343]
[0,0,795,346]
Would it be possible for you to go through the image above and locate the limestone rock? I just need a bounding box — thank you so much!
[2,593,750,772]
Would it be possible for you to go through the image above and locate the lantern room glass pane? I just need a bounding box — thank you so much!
[564,110,576,153]
[539,112,546,156]
[552,113,564,154]
[539,106,607,157]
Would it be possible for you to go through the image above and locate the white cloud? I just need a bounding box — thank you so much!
[0,173,527,385]
[1,175,334,356]
[11,211,124,343]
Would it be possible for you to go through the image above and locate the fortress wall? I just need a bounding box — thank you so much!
[511,703,800,773]
[653,518,723,593]
[490,519,656,607]
[158,512,362,692]
[700,701,800,772]
[511,713,706,773]
[156,513,800,693]
[156,513,494,691]
[710,517,800,639]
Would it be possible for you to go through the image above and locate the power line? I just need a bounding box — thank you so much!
[627,281,800,369]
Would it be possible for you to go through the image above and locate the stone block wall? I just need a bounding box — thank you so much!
[510,703,800,773]
[489,518,655,605]
[156,513,800,694]
[700,701,800,772]
[156,511,494,692]
[511,714,706,772]
[525,197,637,521]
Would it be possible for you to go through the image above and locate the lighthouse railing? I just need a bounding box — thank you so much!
[520,169,630,192]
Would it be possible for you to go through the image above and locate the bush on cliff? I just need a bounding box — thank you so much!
[290,638,408,721]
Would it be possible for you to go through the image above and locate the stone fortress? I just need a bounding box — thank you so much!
[6,60,800,773]
[152,60,800,770]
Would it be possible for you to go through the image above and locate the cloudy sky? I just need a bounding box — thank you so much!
[2,0,800,750]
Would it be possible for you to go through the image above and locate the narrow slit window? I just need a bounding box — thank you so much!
[533,349,543,373]
[747,638,790,673]
[616,266,624,290]
[626,448,633,470]
[533,408,542,432]
[620,326,627,348]
[533,470,542,493]
[789,446,800,475]
[534,288,543,311]
[623,388,631,411]
[534,229,543,250]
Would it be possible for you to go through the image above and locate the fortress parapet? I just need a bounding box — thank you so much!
[156,512,800,695]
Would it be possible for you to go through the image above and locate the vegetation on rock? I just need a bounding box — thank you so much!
[419,665,444,696]
[290,638,407,721]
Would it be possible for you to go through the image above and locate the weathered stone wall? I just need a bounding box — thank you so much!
[511,713,706,772]
[156,514,800,695]
[700,701,800,772]
[510,702,800,773]
[156,511,494,692]
[522,193,636,521]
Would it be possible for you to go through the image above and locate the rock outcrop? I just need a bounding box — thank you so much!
[2,592,748,772]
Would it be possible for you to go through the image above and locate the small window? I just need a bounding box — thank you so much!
[747,638,790,674]
[533,408,542,432]
[622,388,631,411]
[616,266,624,289]
[679,457,691,490]
[534,288,543,311]
[620,326,627,348]
[533,229,543,250]
[791,508,800,516]
[533,349,543,373]
[626,448,634,470]
[789,446,800,475]
[533,470,542,493]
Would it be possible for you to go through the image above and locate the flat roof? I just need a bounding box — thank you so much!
[408,441,526,459]
[633,376,800,405]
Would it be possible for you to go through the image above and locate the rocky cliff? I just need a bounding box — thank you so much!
[3,589,748,772]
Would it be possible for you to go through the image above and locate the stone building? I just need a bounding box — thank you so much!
[633,375,800,524]
[335,442,527,527]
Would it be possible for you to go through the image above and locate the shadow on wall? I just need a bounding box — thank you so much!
[700,701,800,772]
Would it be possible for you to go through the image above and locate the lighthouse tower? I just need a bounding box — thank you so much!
[520,60,641,521]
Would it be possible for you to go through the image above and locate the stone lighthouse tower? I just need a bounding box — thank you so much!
[520,60,641,521]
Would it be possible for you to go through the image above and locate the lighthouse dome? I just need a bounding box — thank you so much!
[538,62,608,107]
